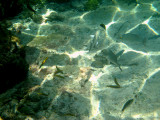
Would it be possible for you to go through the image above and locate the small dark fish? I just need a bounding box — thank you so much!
[128,62,139,66]
[106,85,121,88]
[39,57,48,68]
[122,98,134,112]
[102,49,122,71]
[114,77,120,87]
[106,77,121,88]
[54,66,63,75]
[115,50,125,58]
[53,66,65,79]
[55,74,65,79]
[100,24,106,30]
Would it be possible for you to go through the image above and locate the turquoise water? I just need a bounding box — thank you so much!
[1,0,160,120]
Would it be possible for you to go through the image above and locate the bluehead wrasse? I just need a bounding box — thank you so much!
[100,24,106,30]
[106,85,121,88]
[114,77,121,87]
[122,98,134,112]
[39,57,48,68]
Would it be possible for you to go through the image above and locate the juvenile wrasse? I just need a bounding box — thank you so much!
[122,98,134,112]
[39,57,48,68]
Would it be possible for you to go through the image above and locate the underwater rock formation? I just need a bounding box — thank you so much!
[0,22,29,94]
[84,0,102,11]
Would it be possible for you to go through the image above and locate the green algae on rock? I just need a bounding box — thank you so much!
[84,0,102,11]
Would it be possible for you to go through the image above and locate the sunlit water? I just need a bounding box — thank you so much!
[3,0,160,120]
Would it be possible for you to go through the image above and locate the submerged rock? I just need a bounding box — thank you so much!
[52,91,91,118]
[91,60,105,68]
[27,33,70,50]
[32,14,43,24]
[0,23,29,94]
[46,12,66,22]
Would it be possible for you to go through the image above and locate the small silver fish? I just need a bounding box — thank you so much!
[101,49,122,71]
[89,30,100,51]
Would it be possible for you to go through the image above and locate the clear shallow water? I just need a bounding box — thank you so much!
[1,0,160,120]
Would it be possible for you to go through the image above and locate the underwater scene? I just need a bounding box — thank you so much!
[0,0,160,120]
